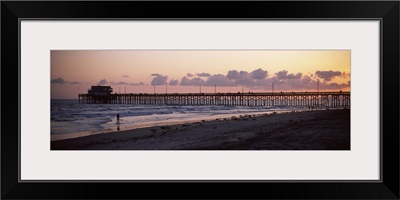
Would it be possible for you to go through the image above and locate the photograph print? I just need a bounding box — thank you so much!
[51,50,350,150]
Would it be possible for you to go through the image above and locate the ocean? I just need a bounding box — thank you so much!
[51,99,309,141]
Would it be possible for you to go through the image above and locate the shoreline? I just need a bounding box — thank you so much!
[51,109,350,150]
[51,108,315,141]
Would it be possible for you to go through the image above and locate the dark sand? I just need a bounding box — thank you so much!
[51,109,350,150]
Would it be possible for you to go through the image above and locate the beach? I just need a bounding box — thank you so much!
[51,109,350,150]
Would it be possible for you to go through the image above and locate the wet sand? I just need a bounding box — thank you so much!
[51,109,350,150]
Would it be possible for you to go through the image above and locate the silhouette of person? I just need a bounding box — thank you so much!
[117,113,120,121]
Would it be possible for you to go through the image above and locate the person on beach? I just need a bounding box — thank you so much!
[116,113,120,121]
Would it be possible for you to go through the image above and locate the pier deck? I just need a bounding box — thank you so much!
[78,92,350,107]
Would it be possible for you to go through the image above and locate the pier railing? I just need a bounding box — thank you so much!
[78,92,350,107]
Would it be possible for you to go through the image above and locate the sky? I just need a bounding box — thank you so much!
[51,50,350,99]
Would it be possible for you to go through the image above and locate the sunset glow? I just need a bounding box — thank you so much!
[51,50,350,99]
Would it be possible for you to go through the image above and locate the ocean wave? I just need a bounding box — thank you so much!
[51,99,308,135]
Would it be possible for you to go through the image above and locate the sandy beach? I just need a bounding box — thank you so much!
[51,109,350,150]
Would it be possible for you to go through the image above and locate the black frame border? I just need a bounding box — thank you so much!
[2,1,399,199]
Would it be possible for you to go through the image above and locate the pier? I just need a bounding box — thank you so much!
[78,92,350,107]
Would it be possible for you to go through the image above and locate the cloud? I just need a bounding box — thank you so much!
[319,82,349,90]
[342,71,350,78]
[244,69,347,91]
[110,81,128,85]
[250,68,268,80]
[227,70,250,79]
[268,75,314,91]
[130,82,145,86]
[180,76,205,86]
[122,75,130,78]
[226,70,239,80]
[51,77,68,84]
[315,70,342,81]
[97,79,108,85]
[182,69,269,87]
[266,74,349,91]
[204,74,234,86]
[151,74,168,86]
[169,79,179,86]
[196,72,211,77]
[176,68,349,91]
[51,77,83,85]
[275,70,302,79]
[187,73,194,77]
[226,70,253,85]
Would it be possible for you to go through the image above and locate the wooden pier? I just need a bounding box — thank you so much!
[78,92,350,107]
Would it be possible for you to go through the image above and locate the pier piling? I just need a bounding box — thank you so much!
[78,92,350,107]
